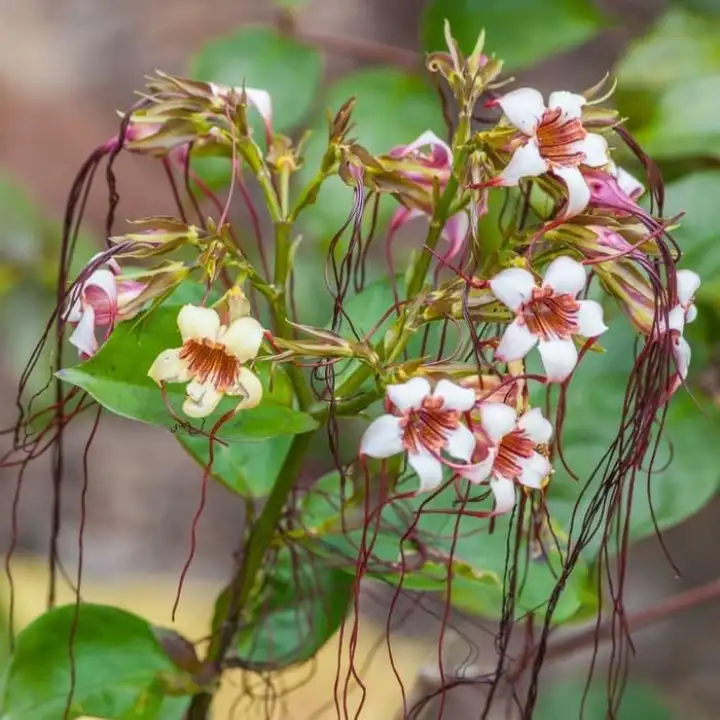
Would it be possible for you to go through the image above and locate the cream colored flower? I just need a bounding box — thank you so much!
[148,304,264,418]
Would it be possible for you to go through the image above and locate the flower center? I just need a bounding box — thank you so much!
[179,338,240,391]
[494,429,535,480]
[536,107,586,167]
[521,287,579,340]
[400,395,459,453]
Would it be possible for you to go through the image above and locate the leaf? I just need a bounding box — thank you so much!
[58,285,318,442]
[295,68,444,243]
[299,471,597,624]
[0,604,193,720]
[233,548,353,668]
[421,0,605,70]
[189,26,322,137]
[616,9,720,159]
[535,680,672,720]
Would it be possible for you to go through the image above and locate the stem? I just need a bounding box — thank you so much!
[186,431,315,718]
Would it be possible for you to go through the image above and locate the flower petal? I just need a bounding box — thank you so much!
[147,348,192,385]
[686,304,698,324]
[177,305,221,343]
[576,300,608,338]
[434,379,477,412]
[552,164,591,217]
[183,379,224,418]
[496,319,539,363]
[668,304,685,333]
[479,402,518,445]
[614,165,644,200]
[517,451,551,489]
[677,269,701,307]
[580,133,609,167]
[489,476,516,514]
[517,408,552,444]
[490,268,536,311]
[68,304,98,358]
[542,255,587,297]
[499,141,548,185]
[548,90,586,120]
[445,424,476,463]
[441,211,470,262]
[226,366,264,410]
[538,338,578,382]
[673,334,691,380]
[390,206,426,234]
[387,377,431,412]
[390,130,452,165]
[408,449,444,493]
[497,88,546,135]
[246,88,272,129]
[84,269,118,302]
[461,447,496,484]
[220,316,265,363]
[360,415,405,458]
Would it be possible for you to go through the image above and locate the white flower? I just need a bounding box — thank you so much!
[607,161,644,200]
[461,405,553,514]
[148,304,264,418]
[491,88,610,216]
[490,256,608,382]
[665,269,700,396]
[360,377,477,493]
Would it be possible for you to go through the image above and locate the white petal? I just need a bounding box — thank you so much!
[479,402,517,445]
[490,268,536,311]
[183,379,224,418]
[68,305,98,357]
[147,348,192,385]
[490,476,516,514]
[496,320,538,363]
[497,88,546,135]
[677,270,701,307]
[408,449,444,493]
[538,338,578,382]
[517,408,552,444]
[686,304,698,324]
[499,141,548,185]
[246,88,272,128]
[674,334,691,380]
[552,164,591,217]
[226,366,263,410]
[441,211,470,260]
[548,90,586,120]
[434,379,476,412]
[387,377,431,412]
[580,133,609,167]
[360,415,405,458]
[461,448,496,484]
[667,305,685,333]
[177,305,221,343]
[220,316,264,363]
[615,166,644,199]
[65,300,83,323]
[396,130,452,164]
[576,300,609,337]
[445,425,476,463]
[517,452,551,489]
[542,256,587,297]
[84,269,118,302]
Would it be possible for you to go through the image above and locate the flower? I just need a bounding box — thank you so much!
[65,258,145,358]
[490,256,608,382]
[489,88,610,216]
[461,405,553,514]
[148,304,264,418]
[360,376,477,493]
[664,269,700,397]
[386,131,470,263]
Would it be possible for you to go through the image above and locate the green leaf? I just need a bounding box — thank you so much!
[296,68,444,243]
[421,0,605,69]
[0,604,193,719]
[299,471,597,624]
[234,548,353,667]
[58,286,318,442]
[535,680,672,720]
[189,26,322,137]
[616,9,720,159]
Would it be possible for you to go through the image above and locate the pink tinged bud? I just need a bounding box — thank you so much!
[599,261,656,336]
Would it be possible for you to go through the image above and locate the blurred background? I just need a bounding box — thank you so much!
[1,0,719,717]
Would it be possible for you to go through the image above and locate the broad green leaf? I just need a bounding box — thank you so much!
[0,604,193,719]
[616,9,720,159]
[299,471,597,624]
[421,0,605,70]
[234,548,353,667]
[189,26,322,137]
[58,287,318,442]
[535,680,672,720]
[296,68,444,243]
